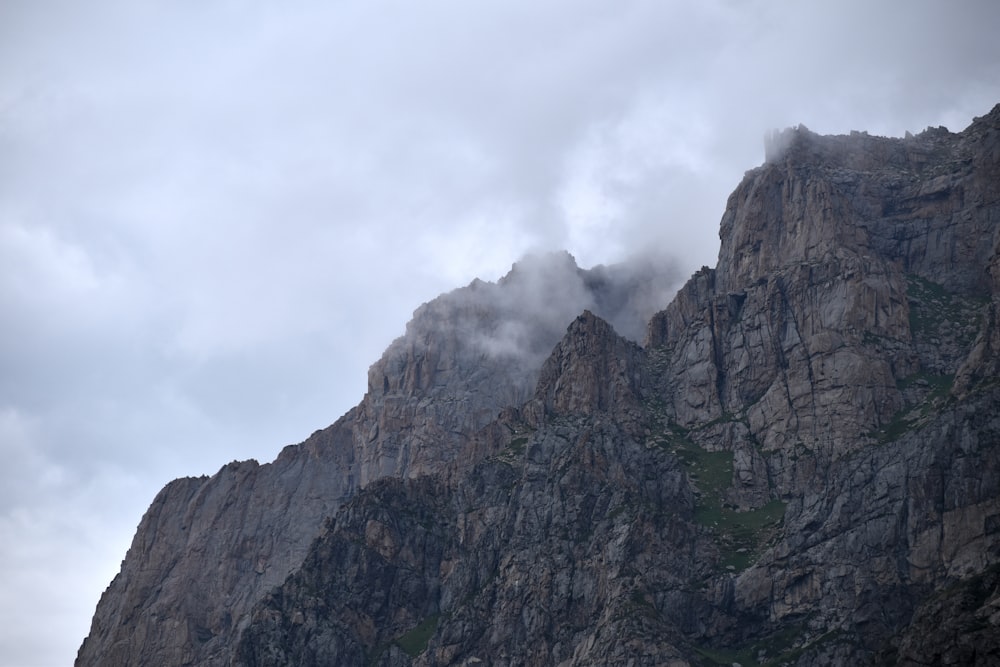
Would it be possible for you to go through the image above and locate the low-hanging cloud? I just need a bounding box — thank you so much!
[463,250,684,378]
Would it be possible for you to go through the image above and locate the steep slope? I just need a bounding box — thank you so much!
[230,105,1000,666]
[76,254,680,666]
[643,106,1000,658]
[80,104,1000,666]
[236,313,704,666]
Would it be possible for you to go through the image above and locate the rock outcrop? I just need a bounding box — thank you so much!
[79,104,1000,666]
[76,252,679,667]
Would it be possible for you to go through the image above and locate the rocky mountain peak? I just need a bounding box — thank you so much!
[498,249,581,286]
[79,105,1000,667]
[529,310,644,427]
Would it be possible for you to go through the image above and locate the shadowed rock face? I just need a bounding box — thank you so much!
[79,104,1000,667]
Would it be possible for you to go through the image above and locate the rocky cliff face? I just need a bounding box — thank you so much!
[79,104,1000,666]
[76,252,679,667]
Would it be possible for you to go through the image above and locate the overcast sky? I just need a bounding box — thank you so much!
[2,1,999,664]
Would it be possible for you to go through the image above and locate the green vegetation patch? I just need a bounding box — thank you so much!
[495,429,533,467]
[899,371,954,397]
[698,500,787,571]
[671,436,734,500]
[906,274,987,345]
[661,427,785,571]
[395,614,440,657]
[625,589,661,620]
[693,624,842,666]
[695,643,759,667]
[876,372,954,443]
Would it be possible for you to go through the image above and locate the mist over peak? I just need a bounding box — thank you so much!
[484,248,684,355]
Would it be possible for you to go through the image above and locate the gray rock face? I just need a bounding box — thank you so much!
[76,252,680,667]
[355,252,679,483]
[891,564,1000,665]
[235,313,700,667]
[235,418,699,667]
[79,104,1000,666]
[75,425,358,666]
[529,310,646,428]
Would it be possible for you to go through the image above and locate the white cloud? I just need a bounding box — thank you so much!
[0,485,138,667]
[0,403,143,664]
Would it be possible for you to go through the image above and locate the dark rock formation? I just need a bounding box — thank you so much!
[79,104,1000,666]
[76,252,679,667]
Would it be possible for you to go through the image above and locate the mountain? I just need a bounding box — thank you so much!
[78,104,1000,666]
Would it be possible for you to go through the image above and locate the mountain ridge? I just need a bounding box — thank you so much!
[78,104,1000,666]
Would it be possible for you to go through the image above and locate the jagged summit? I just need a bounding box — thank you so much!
[763,102,1000,178]
[529,310,644,425]
[79,105,1000,666]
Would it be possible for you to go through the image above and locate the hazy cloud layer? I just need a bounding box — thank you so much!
[2,0,999,663]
